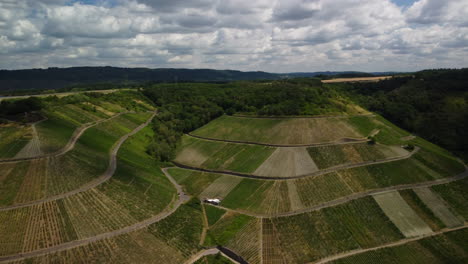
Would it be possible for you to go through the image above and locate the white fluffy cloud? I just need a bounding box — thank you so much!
[0,0,466,71]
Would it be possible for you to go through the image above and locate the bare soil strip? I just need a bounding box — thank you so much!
[312,225,468,264]
[13,125,42,159]
[254,147,318,177]
[0,167,189,263]
[413,187,464,228]
[187,133,370,148]
[373,191,433,237]
[0,112,129,163]
[210,168,468,218]
[172,147,421,180]
[321,76,392,83]
[0,112,156,212]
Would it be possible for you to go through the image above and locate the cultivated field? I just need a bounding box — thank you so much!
[8,201,204,264]
[373,191,433,237]
[254,147,318,177]
[175,135,274,173]
[191,115,370,145]
[263,197,404,263]
[308,143,408,169]
[431,178,468,219]
[331,228,468,264]
[0,123,176,256]
[0,112,153,207]
[413,187,463,228]
[167,143,465,216]
[0,123,32,158]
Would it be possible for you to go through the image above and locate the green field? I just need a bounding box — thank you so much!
[332,228,468,264]
[191,115,370,145]
[175,135,274,173]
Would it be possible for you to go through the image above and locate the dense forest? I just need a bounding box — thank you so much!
[0,67,279,93]
[333,68,468,161]
[0,66,389,95]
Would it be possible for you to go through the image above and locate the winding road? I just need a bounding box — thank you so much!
[312,224,468,264]
[0,111,129,163]
[0,164,465,262]
[0,158,190,263]
[0,112,155,212]
[187,133,370,148]
[0,111,465,263]
[172,146,420,180]
[205,168,468,218]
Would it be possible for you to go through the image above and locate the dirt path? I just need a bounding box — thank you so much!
[184,247,244,264]
[200,203,209,245]
[0,112,129,163]
[184,248,220,264]
[172,147,421,180]
[187,133,370,148]
[0,112,156,212]
[0,166,189,263]
[312,224,468,264]
[207,168,468,218]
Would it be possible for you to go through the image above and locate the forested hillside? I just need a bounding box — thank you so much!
[142,79,365,161]
[333,68,468,161]
[0,67,279,93]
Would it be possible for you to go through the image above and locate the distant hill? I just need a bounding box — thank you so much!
[0,67,406,94]
[281,71,402,79]
[0,67,280,93]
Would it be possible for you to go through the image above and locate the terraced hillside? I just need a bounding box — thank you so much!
[0,88,466,264]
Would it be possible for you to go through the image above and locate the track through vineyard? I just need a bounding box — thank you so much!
[0,112,156,211]
[0,112,129,163]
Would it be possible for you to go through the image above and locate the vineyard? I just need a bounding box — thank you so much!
[0,112,152,206]
[191,115,369,145]
[331,228,468,264]
[12,201,204,264]
[263,197,404,263]
[307,143,407,169]
[0,88,466,264]
[0,121,176,256]
[0,124,32,158]
[175,135,274,173]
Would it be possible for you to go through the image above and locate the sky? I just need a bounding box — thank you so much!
[0,0,466,72]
